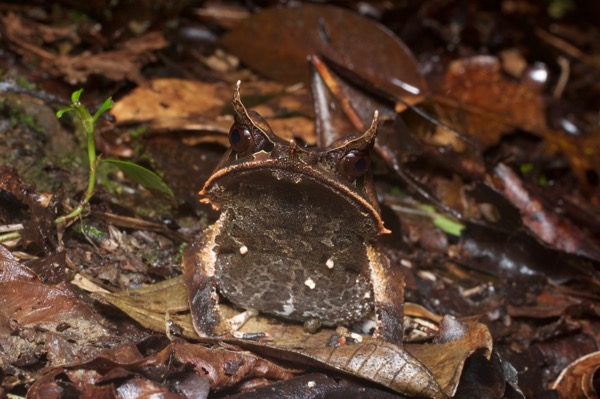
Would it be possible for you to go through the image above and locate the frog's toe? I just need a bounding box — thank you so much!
[228,308,259,331]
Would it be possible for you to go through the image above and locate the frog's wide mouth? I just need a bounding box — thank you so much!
[200,158,389,236]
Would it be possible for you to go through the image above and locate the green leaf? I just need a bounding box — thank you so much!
[101,159,174,198]
[519,163,533,174]
[432,215,465,237]
[71,88,84,103]
[93,97,113,123]
[420,204,465,237]
[56,107,73,118]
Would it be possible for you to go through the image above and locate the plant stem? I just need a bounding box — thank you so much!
[55,102,97,227]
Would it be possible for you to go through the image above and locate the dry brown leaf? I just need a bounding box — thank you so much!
[111,79,230,124]
[112,79,318,144]
[539,127,600,192]
[406,317,494,398]
[112,79,284,123]
[101,275,190,314]
[432,55,547,148]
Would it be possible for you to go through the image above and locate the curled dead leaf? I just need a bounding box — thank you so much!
[551,351,600,399]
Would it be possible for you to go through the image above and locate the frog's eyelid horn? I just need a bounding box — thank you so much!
[232,80,254,129]
[326,110,379,154]
[235,81,379,155]
[233,81,282,144]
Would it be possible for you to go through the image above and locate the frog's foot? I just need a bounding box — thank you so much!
[228,308,259,331]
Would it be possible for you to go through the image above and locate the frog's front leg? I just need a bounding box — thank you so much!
[183,223,230,337]
[367,245,405,346]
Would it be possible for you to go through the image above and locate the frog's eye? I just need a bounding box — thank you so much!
[339,150,369,178]
[229,123,254,153]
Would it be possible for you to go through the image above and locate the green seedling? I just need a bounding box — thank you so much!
[0,89,173,243]
[55,89,174,226]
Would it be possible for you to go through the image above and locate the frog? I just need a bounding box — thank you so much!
[183,82,405,345]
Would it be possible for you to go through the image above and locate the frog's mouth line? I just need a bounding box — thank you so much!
[200,159,390,236]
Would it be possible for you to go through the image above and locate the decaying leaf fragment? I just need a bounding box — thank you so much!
[0,12,167,85]
[0,166,60,254]
[173,342,299,390]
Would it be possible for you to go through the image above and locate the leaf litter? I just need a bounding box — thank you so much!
[1,1,599,398]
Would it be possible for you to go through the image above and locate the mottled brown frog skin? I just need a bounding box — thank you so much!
[183,82,405,344]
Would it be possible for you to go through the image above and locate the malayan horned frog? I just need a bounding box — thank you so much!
[183,82,405,344]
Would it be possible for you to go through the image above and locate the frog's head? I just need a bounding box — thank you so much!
[200,81,388,239]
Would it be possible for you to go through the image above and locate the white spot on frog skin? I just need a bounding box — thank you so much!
[363,291,371,299]
[274,296,295,316]
[304,278,316,289]
[325,258,334,269]
[350,332,363,342]
[239,245,248,255]
[307,381,316,388]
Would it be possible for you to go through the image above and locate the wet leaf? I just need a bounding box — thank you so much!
[456,223,592,280]
[0,244,38,282]
[0,276,138,387]
[169,370,210,399]
[0,280,108,335]
[490,163,600,261]
[453,352,525,399]
[309,54,398,146]
[221,4,425,102]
